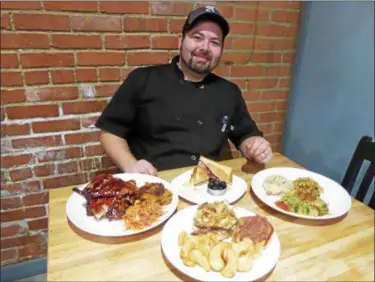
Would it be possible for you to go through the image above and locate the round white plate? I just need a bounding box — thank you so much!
[170,169,248,204]
[66,173,179,237]
[161,204,281,282]
[251,167,352,220]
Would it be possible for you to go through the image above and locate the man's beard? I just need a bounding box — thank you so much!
[180,48,219,75]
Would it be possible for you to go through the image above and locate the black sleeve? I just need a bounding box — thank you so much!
[95,68,147,139]
[229,85,263,149]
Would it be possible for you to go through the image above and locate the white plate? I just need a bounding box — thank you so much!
[251,167,352,220]
[170,169,248,204]
[66,173,179,237]
[161,204,281,282]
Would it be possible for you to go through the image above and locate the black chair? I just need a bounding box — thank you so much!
[341,136,375,209]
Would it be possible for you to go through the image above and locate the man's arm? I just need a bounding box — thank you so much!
[100,131,157,175]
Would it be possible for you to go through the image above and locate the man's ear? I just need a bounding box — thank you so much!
[178,33,183,49]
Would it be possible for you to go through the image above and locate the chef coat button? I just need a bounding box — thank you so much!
[191,155,197,161]
[199,85,204,89]
[197,120,203,125]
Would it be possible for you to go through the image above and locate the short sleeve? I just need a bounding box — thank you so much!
[229,86,263,148]
[95,68,146,138]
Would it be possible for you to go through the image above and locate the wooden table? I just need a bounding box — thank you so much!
[47,153,374,281]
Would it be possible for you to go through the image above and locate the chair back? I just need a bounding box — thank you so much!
[341,136,375,209]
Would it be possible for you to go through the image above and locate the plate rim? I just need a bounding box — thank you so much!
[161,203,281,282]
[66,172,179,237]
[170,168,248,205]
[251,167,352,220]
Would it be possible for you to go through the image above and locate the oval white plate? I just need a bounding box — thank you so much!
[161,204,280,282]
[66,173,179,237]
[170,169,248,204]
[251,167,352,220]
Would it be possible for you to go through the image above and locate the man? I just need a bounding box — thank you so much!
[95,6,272,175]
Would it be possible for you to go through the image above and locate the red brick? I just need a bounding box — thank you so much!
[1,154,32,168]
[20,53,74,68]
[1,89,26,104]
[1,123,30,137]
[0,71,23,86]
[265,133,283,144]
[232,38,254,50]
[25,86,78,102]
[231,65,263,77]
[169,18,185,33]
[214,5,234,19]
[95,84,120,97]
[230,22,254,35]
[264,66,291,77]
[242,90,262,101]
[77,52,125,66]
[248,78,278,89]
[85,144,104,156]
[7,104,56,120]
[273,122,285,133]
[75,68,97,82]
[151,2,194,16]
[65,131,100,145]
[12,135,63,149]
[1,180,41,195]
[13,13,70,31]
[127,52,169,66]
[233,7,256,21]
[1,249,18,264]
[1,233,46,249]
[98,69,121,82]
[57,161,79,174]
[80,158,101,171]
[23,192,49,206]
[43,173,89,189]
[151,35,178,49]
[257,123,274,134]
[250,52,282,63]
[24,71,49,85]
[32,119,80,133]
[81,115,100,128]
[50,70,75,84]
[275,100,288,111]
[36,147,83,163]
[105,35,149,50]
[19,242,47,260]
[1,33,50,49]
[51,34,102,49]
[211,65,231,77]
[221,52,251,64]
[230,79,246,90]
[1,13,11,30]
[1,53,18,68]
[0,1,41,10]
[9,168,33,182]
[0,196,22,210]
[1,206,46,222]
[260,1,301,9]
[124,17,167,32]
[62,100,107,114]
[28,218,48,231]
[257,23,298,37]
[121,68,132,80]
[247,101,274,113]
[1,223,28,238]
[71,15,122,32]
[33,164,55,177]
[44,1,97,12]
[262,90,289,100]
[259,112,285,122]
[279,78,291,88]
[101,156,116,169]
[283,53,295,63]
[272,10,300,24]
[99,1,149,14]
[254,38,296,50]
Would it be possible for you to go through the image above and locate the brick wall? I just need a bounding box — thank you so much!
[0,1,302,265]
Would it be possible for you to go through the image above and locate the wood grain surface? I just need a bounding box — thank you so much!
[47,153,375,281]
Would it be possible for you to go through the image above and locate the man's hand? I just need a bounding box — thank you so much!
[127,159,157,176]
[240,136,273,163]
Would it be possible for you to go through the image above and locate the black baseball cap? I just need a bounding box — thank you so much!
[182,6,230,39]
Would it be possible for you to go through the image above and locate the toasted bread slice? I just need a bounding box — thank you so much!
[190,156,233,185]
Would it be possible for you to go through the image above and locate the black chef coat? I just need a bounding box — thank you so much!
[95,56,263,171]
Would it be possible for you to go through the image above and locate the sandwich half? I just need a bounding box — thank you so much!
[190,156,233,185]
